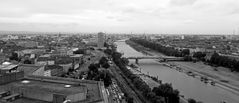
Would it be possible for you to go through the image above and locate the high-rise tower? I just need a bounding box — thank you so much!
[98,32,105,48]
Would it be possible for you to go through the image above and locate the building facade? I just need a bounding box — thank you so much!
[97,32,105,48]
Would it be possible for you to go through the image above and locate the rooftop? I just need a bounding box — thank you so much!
[1,79,86,95]
[17,64,44,75]
[0,75,105,103]
[0,64,18,70]
[6,98,50,103]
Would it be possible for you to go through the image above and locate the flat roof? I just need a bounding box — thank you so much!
[1,78,86,95]
[0,76,105,103]
[8,97,50,103]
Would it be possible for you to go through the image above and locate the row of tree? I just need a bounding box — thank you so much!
[129,38,190,57]
[210,53,239,72]
[104,49,137,103]
[187,98,203,103]
[193,52,206,61]
[108,48,180,103]
[192,51,239,72]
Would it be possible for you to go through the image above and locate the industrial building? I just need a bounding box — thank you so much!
[0,72,107,103]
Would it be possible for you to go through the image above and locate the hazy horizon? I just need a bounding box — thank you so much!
[0,0,239,34]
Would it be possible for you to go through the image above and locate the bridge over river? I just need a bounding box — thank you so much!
[126,56,184,64]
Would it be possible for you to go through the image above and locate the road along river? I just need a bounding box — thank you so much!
[116,41,239,103]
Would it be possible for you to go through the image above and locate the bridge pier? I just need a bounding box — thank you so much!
[135,58,139,64]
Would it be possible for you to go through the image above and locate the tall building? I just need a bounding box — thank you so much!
[97,32,105,48]
[181,35,185,40]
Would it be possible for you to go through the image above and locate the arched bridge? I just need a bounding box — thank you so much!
[126,56,184,64]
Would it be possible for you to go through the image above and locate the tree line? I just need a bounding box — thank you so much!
[129,38,190,57]
[192,51,239,72]
[209,52,239,72]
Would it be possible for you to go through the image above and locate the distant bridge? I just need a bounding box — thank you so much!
[126,56,184,64]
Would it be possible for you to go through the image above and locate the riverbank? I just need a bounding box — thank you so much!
[126,40,239,96]
[126,65,161,88]
[127,65,188,103]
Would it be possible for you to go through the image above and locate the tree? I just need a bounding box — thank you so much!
[104,42,109,48]
[152,83,180,103]
[121,57,129,65]
[234,61,239,72]
[99,57,108,65]
[102,62,110,69]
[68,67,74,73]
[24,59,32,64]
[231,59,237,71]
[113,52,122,59]
[9,52,19,61]
[87,64,99,80]
[104,49,113,55]
[210,52,219,64]
[154,96,166,103]
[87,63,112,87]
[184,55,192,61]
[182,49,190,56]
[146,92,156,99]
[188,98,197,103]
[88,63,98,73]
[101,71,112,87]
[193,52,206,60]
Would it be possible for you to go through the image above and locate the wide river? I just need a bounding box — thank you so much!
[116,41,239,103]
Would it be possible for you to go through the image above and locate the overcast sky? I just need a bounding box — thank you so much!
[0,0,239,34]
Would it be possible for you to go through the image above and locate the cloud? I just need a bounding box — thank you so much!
[170,0,198,6]
[0,0,238,33]
[224,1,239,15]
[230,8,239,15]
[183,19,195,24]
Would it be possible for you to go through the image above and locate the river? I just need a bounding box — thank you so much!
[116,41,239,103]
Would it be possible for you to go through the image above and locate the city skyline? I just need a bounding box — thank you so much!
[0,0,239,34]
